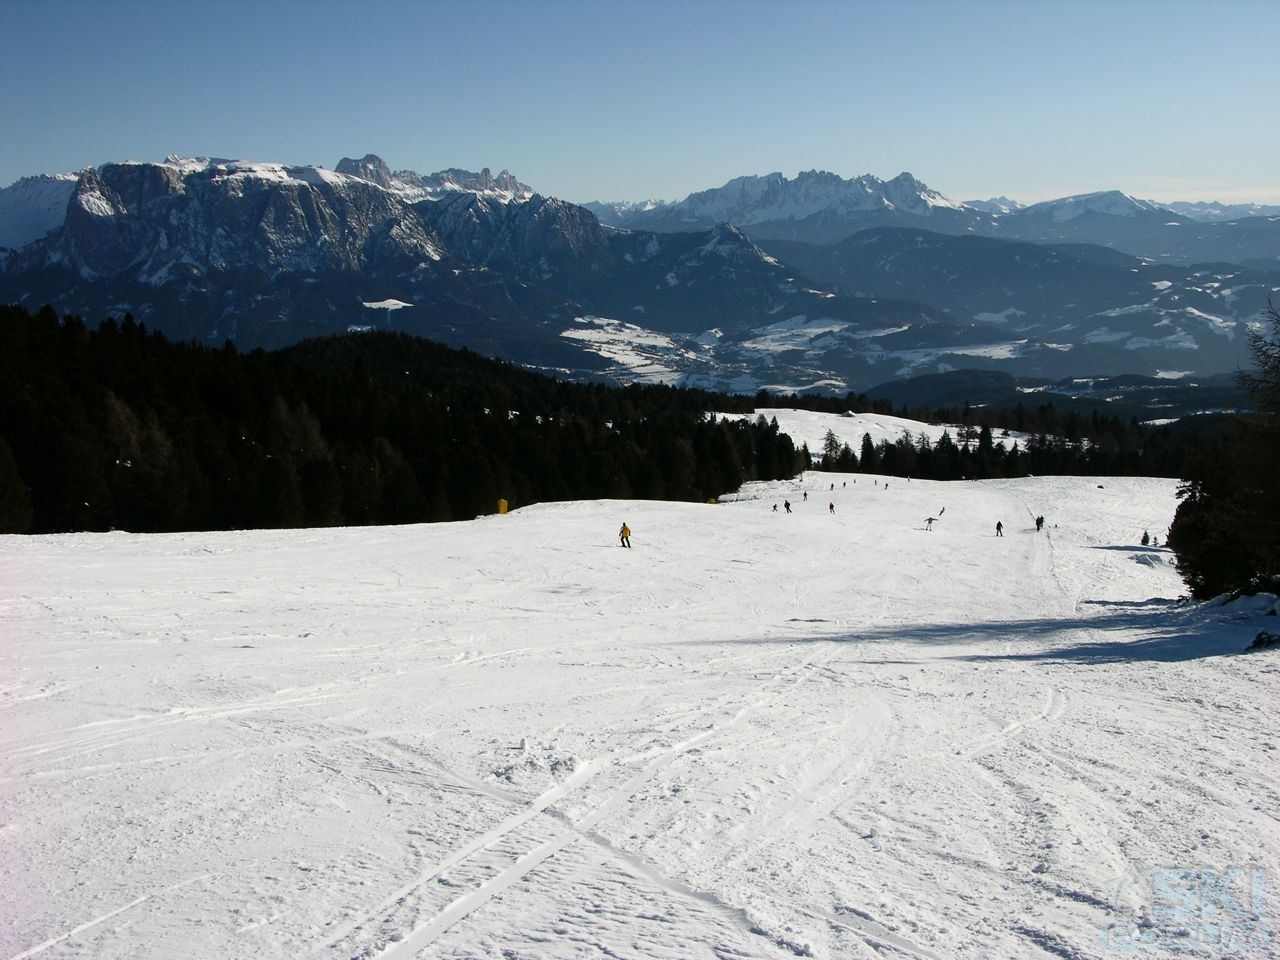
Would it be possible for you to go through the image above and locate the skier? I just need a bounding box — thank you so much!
[1035,515,1044,532]
[828,502,835,514]
[619,522,631,548]
[772,503,778,513]
[995,521,1004,537]
[924,517,935,531]
[784,500,792,514]
[830,483,834,491]
[803,490,807,502]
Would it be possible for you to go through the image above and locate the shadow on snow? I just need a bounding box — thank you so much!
[712,598,1264,664]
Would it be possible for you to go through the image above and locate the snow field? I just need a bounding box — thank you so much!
[2,474,1277,958]
[717,408,1031,457]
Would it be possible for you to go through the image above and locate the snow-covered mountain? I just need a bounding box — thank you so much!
[1,153,1276,392]
[7,158,446,282]
[334,153,533,203]
[962,196,1025,215]
[597,174,1280,263]
[1017,190,1165,222]
[1164,199,1280,222]
[0,154,532,260]
[993,190,1280,262]
[601,169,987,243]
[581,198,673,227]
[0,155,994,392]
[0,173,79,251]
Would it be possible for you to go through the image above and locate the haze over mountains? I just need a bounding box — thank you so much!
[1,155,1275,394]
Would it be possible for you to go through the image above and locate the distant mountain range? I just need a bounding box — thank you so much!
[0,155,1275,395]
[587,170,1280,265]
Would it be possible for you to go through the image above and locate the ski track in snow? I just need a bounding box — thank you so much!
[2,471,1278,959]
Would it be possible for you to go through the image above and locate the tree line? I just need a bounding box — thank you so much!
[809,416,1199,482]
[0,304,805,534]
[759,389,1210,480]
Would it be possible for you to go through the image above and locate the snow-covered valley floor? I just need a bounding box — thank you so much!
[3,474,1277,959]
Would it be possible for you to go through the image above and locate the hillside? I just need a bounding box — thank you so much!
[717,408,1033,453]
[3,475,1277,958]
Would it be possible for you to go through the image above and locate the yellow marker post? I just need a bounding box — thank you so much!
[497,498,508,515]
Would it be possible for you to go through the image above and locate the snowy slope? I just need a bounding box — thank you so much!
[2,477,1277,959]
[719,408,1031,453]
[0,173,78,250]
[1018,191,1164,222]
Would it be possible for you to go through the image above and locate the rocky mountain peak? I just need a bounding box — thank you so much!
[335,154,395,189]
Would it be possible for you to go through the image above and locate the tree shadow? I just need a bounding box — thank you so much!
[1090,544,1169,555]
[709,599,1255,664]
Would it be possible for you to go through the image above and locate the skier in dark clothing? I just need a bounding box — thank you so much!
[995,521,1004,537]
[1035,515,1044,532]
[828,502,835,514]
[803,490,807,502]
[784,500,792,514]
[772,503,778,513]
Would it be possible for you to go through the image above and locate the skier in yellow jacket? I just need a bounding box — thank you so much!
[619,522,631,548]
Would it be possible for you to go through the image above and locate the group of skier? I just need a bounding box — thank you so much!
[617,481,1048,547]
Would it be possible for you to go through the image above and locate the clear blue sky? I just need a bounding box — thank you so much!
[3,0,1278,204]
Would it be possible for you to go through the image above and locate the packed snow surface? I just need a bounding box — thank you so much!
[3,475,1277,959]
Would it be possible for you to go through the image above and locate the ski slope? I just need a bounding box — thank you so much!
[717,409,1032,456]
[3,474,1277,959]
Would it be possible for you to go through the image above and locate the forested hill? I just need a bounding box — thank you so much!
[0,304,1231,536]
[0,305,803,533]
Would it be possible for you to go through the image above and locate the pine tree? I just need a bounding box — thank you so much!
[859,432,878,472]
[822,429,841,468]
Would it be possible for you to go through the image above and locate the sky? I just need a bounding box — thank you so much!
[3,0,1279,205]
